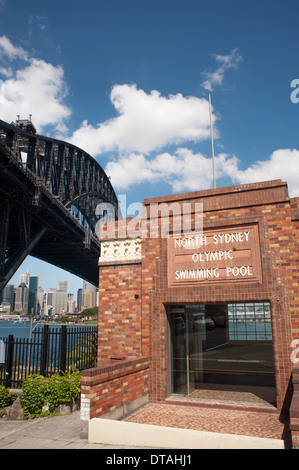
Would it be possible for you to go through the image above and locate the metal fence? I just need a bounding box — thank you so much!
[0,325,98,387]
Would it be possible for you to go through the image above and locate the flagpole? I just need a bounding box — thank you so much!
[209,93,216,189]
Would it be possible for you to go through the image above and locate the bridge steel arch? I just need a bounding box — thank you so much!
[0,119,119,293]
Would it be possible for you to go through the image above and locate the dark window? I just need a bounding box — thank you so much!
[169,302,275,395]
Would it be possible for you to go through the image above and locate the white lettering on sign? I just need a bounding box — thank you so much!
[175,268,220,280]
[174,236,207,248]
[191,250,234,262]
[226,266,253,277]
[169,226,261,286]
[212,231,250,244]
[174,231,250,248]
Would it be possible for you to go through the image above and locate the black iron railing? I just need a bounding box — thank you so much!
[0,325,98,387]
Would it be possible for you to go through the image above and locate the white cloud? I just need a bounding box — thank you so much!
[0,36,71,133]
[69,84,214,156]
[228,149,299,197]
[0,66,12,77]
[105,148,235,193]
[201,48,243,92]
[106,147,299,199]
[0,35,28,61]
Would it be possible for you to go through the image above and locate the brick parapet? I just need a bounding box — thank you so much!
[81,356,150,385]
[80,357,150,420]
[143,179,289,210]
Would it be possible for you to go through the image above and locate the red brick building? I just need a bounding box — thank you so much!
[81,179,299,446]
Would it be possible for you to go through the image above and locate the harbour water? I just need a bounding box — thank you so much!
[0,320,43,339]
[0,320,93,339]
[0,321,98,378]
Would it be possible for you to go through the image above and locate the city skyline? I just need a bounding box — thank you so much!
[10,257,87,297]
[1,269,97,315]
[11,270,96,297]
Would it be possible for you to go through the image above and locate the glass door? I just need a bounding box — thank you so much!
[170,308,188,394]
[170,305,206,394]
[186,305,205,392]
[169,302,275,395]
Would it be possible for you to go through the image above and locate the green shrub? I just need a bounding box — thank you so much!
[65,369,81,398]
[46,370,80,408]
[0,385,13,408]
[20,370,81,420]
[20,374,49,419]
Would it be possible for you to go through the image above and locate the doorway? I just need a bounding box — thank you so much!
[169,302,275,395]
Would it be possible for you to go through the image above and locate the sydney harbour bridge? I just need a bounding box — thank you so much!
[0,118,119,293]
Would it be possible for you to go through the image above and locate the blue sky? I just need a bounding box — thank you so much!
[1,0,298,295]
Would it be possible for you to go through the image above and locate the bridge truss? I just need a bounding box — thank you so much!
[0,119,119,292]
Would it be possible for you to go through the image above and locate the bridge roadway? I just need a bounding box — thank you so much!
[0,119,119,292]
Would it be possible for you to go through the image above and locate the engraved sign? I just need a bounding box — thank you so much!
[167,224,262,287]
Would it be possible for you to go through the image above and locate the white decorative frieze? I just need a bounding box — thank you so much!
[98,238,142,263]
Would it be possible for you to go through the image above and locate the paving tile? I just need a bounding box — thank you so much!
[123,385,292,446]
[0,395,292,449]
[124,403,289,441]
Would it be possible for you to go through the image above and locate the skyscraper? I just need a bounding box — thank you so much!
[27,276,39,316]
[46,288,56,317]
[14,286,23,311]
[58,281,67,292]
[83,281,97,308]
[77,288,83,312]
[2,284,15,312]
[67,294,76,314]
[83,290,94,309]
[19,270,30,288]
[15,282,28,313]
[37,286,44,316]
[45,281,68,315]
[55,290,68,314]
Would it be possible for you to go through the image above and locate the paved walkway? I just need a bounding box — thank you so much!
[0,385,292,450]
[0,411,149,449]
[125,403,290,446]
[0,405,291,450]
[123,387,292,448]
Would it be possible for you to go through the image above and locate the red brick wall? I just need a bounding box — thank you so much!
[98,261,142,361]
[81,357,149,420]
